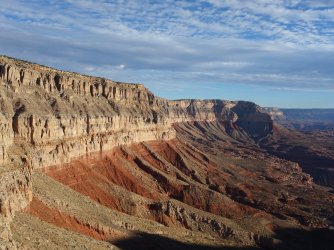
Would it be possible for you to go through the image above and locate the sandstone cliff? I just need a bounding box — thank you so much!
[0,55,272,168]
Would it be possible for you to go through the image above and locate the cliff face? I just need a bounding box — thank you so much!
[0,55,275,249]
[0,55,272,168]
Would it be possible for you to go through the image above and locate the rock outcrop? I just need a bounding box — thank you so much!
[0,55,273,169]
[0,55,275,248]
[0,162,32,249]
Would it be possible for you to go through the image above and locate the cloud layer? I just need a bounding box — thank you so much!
[0,0,333,106]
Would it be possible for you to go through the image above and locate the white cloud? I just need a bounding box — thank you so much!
[0,0,333,101]
[117,64,125,70]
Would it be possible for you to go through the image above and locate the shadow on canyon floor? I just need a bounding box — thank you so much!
[110,232,254,250]
[272,227,334,250]
[110,227,334,250]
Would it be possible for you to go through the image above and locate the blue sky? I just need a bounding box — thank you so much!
[0,0,334,108]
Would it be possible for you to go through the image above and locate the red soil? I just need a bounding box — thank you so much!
[43,140,260,222]
[45,149,161,213]
[25,198,124,241]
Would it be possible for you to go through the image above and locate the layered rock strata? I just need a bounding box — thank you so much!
[0,55,272,168]
[0,55,274,248]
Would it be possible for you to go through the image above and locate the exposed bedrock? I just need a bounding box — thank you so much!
[0,55,273,169]
[0,162,32,249]
[41,133,334,249]
[0,56,277,248]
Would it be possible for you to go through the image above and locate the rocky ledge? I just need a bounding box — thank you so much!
[0,55,273,167]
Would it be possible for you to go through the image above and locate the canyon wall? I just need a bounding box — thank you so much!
[0,55,273,249]
[0,55,273,168]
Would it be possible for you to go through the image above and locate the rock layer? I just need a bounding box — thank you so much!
[0,55,275,248]
[0,55,272,169]
[2,55,332,249]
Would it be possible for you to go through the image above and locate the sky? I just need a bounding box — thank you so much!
[0,0,334,108]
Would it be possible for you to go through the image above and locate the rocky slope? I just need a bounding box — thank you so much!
[262,108,334,188]
[0,55,333,249]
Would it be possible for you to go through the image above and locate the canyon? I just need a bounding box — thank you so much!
[265,108,334,131]
[0,55,333,249]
